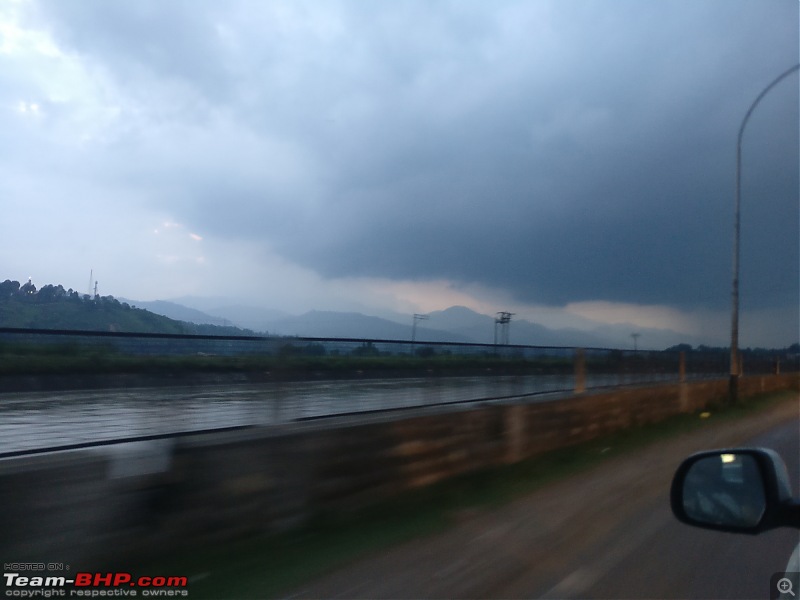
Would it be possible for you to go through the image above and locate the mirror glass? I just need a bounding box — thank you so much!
[682,453,766,528]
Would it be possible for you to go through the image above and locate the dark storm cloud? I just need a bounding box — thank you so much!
[32,0,799,312]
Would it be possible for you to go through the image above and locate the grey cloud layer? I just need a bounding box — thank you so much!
[28,0,800,311]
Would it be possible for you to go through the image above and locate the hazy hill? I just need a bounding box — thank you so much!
[203,305,291,333]
[265,310,473,342]
[119,299,231,328]
[166,297,291,334]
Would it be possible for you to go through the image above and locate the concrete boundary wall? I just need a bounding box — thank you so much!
[0,374,796,565]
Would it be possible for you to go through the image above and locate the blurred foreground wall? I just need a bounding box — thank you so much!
[0,373,796,567]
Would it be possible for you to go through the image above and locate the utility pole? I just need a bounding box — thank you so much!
[411,313,429,343]
[631,333,641,352]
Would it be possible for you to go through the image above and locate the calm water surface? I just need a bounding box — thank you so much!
[0,372,686,454]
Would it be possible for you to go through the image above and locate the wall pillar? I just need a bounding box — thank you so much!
[574,349,586,394]
[504,404,526,464]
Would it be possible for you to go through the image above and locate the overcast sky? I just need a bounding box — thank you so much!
[1,0,797,347]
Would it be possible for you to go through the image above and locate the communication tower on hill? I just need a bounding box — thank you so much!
[87,269,98,298]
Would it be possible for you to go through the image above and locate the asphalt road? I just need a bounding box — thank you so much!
[543,417,799,600]
[289,394,800,599]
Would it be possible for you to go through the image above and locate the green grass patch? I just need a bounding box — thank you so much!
[132,389,796,599]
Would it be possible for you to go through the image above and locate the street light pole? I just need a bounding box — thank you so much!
[730,63,799,404]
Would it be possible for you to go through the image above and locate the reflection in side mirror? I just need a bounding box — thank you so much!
[671,447,800,534]
[681,453,766,528]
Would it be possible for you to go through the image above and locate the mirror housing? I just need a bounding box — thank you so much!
[671,448,800,534]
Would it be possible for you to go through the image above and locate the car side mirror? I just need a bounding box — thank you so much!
[671,448,800,534]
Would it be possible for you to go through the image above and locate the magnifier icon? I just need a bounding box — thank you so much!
[778,578,795,597]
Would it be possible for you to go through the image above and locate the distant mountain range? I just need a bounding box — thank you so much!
[0,280,767,350]
[138,297,701,350]
[1,276,703,349]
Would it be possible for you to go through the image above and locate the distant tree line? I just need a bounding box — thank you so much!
[0,279,127,306]
[665,342,800,355]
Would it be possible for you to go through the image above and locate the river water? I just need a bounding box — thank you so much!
[0,372,691,455]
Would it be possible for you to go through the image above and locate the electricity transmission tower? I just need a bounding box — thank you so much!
[494,312,514,346]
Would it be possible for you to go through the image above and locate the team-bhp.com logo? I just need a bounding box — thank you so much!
[3,569,188,597]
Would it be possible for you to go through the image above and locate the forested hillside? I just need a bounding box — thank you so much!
[0,279,253,335]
